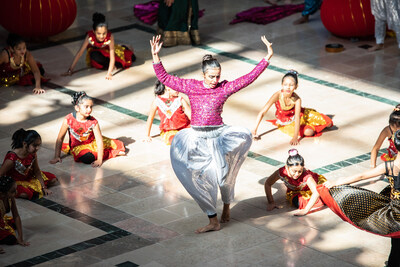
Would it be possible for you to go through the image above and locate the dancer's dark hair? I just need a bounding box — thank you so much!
[154,79,166,95]
[0,176,16,194]
[71,91,92,106]
[6,33,25,48]
[201,54,221,74]
[11,128,41,149]
[394,130,400,151]
[286,149,304,167]
[389,104,400,128]
[282,70,298,85]
[92,12,108,30]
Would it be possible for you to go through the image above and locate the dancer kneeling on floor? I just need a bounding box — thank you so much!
[150,34,273,233]
[50,91,125,167]
[265,149,326,216]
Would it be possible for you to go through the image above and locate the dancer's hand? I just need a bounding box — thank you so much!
[33,88,45,94]
[150,35,163,63]
[164,0,174,7]
[290,137,299,146]
[267,203,282,211]
[252,130,261,140]
[105,72,113,80]
[42,188,52,196]
[61,69,73,76]
[17,238,30,247]
[49,157,62,164]
[323,181,336,189]
[294,209,308,216]
[92,159,102,168]
[261,36,273,61]
[142,136,152,143]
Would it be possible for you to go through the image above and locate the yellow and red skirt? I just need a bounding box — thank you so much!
[287,174,327,209]
[0,215,16,243]
[16,171,56,200]
[268,108,332,138]
[62,136,125,162]
[86,45,135,70]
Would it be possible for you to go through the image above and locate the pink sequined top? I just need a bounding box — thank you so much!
[153,59,269,126]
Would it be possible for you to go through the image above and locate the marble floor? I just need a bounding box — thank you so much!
[1,0,400,266]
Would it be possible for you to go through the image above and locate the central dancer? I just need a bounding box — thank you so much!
[150,35,273,233]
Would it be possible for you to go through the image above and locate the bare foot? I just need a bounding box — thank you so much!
[293,15,309,25]
[368,44,384,52]
[220,203,230,223]
[195,217,220,233]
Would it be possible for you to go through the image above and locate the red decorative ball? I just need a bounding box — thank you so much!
[0,0,77,38]
[320,0,375,37]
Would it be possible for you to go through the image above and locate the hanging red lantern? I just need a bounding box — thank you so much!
[0,0,77,38]
[320,0,375,37]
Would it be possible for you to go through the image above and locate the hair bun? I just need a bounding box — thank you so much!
[71,91,87,105]
[288,149,298,157]
[286,69,298,76]
[202,54,214,62]
[92,12,106,23]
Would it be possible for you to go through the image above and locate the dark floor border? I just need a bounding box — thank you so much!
[6,198,148,267]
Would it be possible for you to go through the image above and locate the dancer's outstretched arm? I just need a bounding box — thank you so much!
[324,163,386,188]
[150,35,163,63]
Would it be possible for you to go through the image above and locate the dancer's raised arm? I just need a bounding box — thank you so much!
[261,35,273,61]
[150,35,163,63]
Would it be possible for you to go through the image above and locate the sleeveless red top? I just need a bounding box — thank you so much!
[87,31,112,49]
[65,113,98,148]
[155,96,190,131]
[278,167,319,193]
[3,151,35,182]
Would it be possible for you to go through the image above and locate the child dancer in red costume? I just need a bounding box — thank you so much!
[0,129,57,199]
[50,91,125,167]
[265,149,326,216]
[0,34,48,94]
[0,176,30,252]
[63,12,135,80]
[370,105,400,168]
[144,79,191,145]
[253,70,332,145]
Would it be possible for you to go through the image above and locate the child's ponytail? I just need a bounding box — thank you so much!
[11,128,41,149]
[72,91,92,106]
[154,79,166,95]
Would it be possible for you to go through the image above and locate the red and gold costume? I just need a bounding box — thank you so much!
[267,93,332,137]
[155,96,190,145]
[278,167,326,209]
[2,152,56,200]
[61,113,125,162]
[318,160,400,238]
[0,48,49,87]
[0,199,16,244]
[381,129,398,162]
[86,31,135,70]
